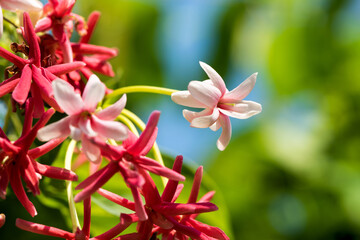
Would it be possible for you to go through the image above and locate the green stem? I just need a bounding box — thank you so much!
[2,99,11,133]
[121,109,167,186]
[65,140,81,232]
[105,86,178,106]
[117,114,139,137]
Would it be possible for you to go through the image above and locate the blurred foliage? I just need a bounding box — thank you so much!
[2,0,360,239]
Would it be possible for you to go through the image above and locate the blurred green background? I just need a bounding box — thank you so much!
[2,0,360,239]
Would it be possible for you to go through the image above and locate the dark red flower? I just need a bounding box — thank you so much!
[98,156,229,240]
[0,12,85,117]
[0,98,77,216]
[74,111,185,221]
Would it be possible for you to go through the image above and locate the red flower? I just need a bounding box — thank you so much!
[74,111,185,221]
[0,98,77,216]
[0,12,85,117]
[16,197,138,240]
[98,156,229,240]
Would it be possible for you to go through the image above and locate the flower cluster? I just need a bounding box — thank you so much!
[0,0,261,239]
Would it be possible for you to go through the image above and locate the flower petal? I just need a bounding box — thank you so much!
[219,100,262,119]
[91,115,128,141]
[12,64,32,105]
[188,80,221,107]
[81,135,101,163]
[78,117,97,137]
[221,72,257,103]
[190,108,219,128]
[1,0,43,11]
[37,116,71,141]
[52,78,84,115]
[171,91,206,108]
[216,114,231,151]
[199,61,227,95]
[82,74,105,112]
[16,219,74,239]
[96,94,126,120]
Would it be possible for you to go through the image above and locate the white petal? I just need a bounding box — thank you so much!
[188,81,221,107]
[221,73,257,103]
[82,75,105,112]
[219,100,262,119]
[69,125,82,141]
[78,117,97,137]
[209,120,221,131]
[37,116,71,141]
[91,115,128,141]
[171,91,206,108]
[52,79,84,115]
[217,114,231,151]
[1,0,43,11]
[81,135,101,163]
[199,61,227,95]
[96,94,126,120]
[190,108,220,128]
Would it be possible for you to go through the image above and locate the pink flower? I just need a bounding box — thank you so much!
[171,61,262,151]
[74,111,185,221]
[0,12,85,117]
[0,0,42,37]
[37,74,128,163]
[0,98,77,217]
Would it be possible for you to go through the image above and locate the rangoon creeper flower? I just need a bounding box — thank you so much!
[0,0,42,37]
[37,74,128,163]
[172,61,262,151]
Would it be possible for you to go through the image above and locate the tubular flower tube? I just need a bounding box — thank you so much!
[37,74,128,163]
[74,111,185,221]
[0,98,77,217]
[98,156,229,240]
[0,12,85,118]
[171,61,262,151]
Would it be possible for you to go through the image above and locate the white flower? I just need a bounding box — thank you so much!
[37,75,128,162]
[171,61,262,151]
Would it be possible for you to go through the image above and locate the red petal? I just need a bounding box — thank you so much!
[188,166,203,204]
[20,155,40,195]
[161,156,184,202]
[187,218,229,240]
[0,75,20,98]
[46,61,86,76]
[93,214,138,240]
[0,46,26,68]
[34,162,78,181]
[23,13,41,67]
[12,65,32,105]
[97,188,135,211]
[16,218,74,238]
[28,137,66,159]
[80,11,100,44]
[154,202,218,216]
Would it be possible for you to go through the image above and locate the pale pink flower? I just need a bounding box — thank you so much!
[37,74,128,162]
[0,0,42,37]
[171,61,262,151]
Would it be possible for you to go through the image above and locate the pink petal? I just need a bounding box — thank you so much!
[71,43,118,57]
[1,0,42,11]
[221,72,257,103]
[127,111,160,156]
[97,188,135,211]
[188,80,221,108]
[188,166,203,203]
[190,108,219,128]
[23,12,41,67]
[46,61,86,76]
[16,219,74,239]
[219,100,262,119]
[0,74,20,98]
[136,156,185,181]
[199,61,227,95]
[82,75,105,112]
[78,117,97,137]
[34,17,52,32]
[37,116,71,141]
[216,114,231,151]
[161,156,184,202]
[52,78,84,115]
[80,11,101,44]
[0,7,3,38]
[187,218,229,240]
[209,120,221,131]
[171,91,206,108]
[91,115,128,141]
[12,64,32,105]
[81,135,101,163]
[96,94,126,120]
[130,185,147,221]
